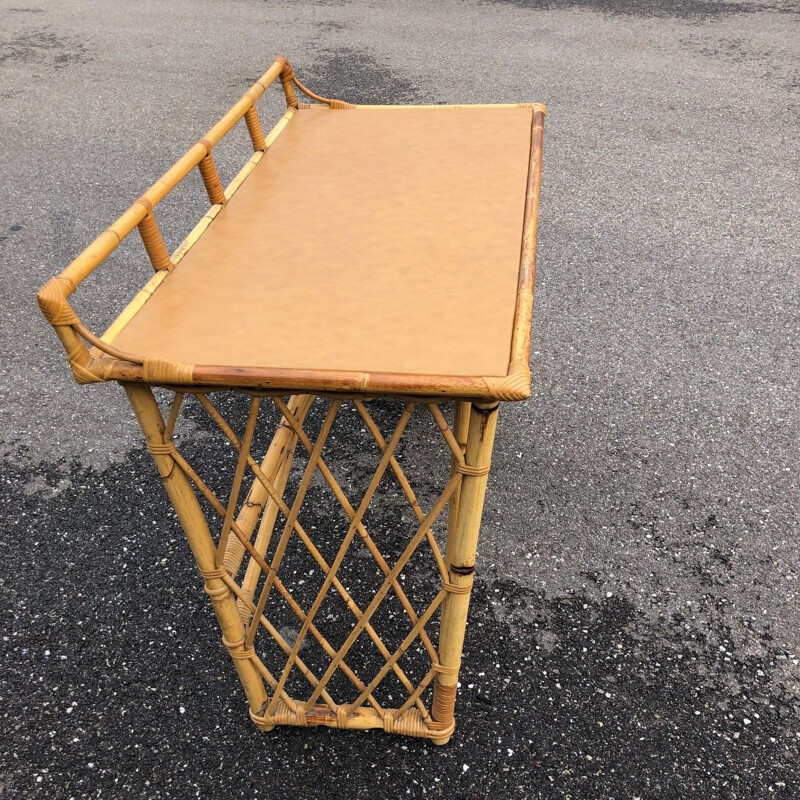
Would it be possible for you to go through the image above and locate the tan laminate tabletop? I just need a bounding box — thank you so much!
[111,106,533,379]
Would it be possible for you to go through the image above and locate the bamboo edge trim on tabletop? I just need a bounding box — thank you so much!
[36,55,546,401]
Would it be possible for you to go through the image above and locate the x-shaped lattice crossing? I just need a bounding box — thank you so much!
[159,391,467,725]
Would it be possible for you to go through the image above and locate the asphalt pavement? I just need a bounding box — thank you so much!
[1,0,798,797]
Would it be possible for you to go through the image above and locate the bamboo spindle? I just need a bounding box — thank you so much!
[137,208,173,272]
[432,400,499,745]
[244,105,267,152]
[280,64,299,109]
[197,142,226,206]
[123,384,268,715]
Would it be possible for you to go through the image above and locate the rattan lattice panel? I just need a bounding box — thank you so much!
[133,390,489,740]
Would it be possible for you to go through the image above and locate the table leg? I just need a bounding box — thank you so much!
[447,400,471,538]
[123,384,269,720]
[432,400,499,744]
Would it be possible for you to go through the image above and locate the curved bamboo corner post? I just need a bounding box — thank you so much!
[123,383,268,714]
[432,400,499,745]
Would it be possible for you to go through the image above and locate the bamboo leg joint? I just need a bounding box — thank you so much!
[455,462,490,477]
[222,634,256,661]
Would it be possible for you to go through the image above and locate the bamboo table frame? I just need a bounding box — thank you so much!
[37,56,546,743]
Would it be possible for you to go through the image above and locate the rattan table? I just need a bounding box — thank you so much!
[37,56,546,743]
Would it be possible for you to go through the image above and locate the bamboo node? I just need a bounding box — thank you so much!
[135,195,154,213]
[432,662,460,675]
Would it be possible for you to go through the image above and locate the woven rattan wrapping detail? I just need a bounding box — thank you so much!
[443,581,472,595]
[201,566,230,599]
[427,718,457,736]
[455,462,491,477]
[271,700,308,727]
[68,360,101,384]
[483,360,531,401]
[146,440,176,456]
[249,708,274,730]
[198,155,226,206]
[432,682,458,721]
[280,64,299,108]
[222,635,256,660]
[138,212,173,271]
[244,105,267,151]
[62,339,101,384]
[200,566,228,581]
[384,709,428,737]
[37,277,79,326]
